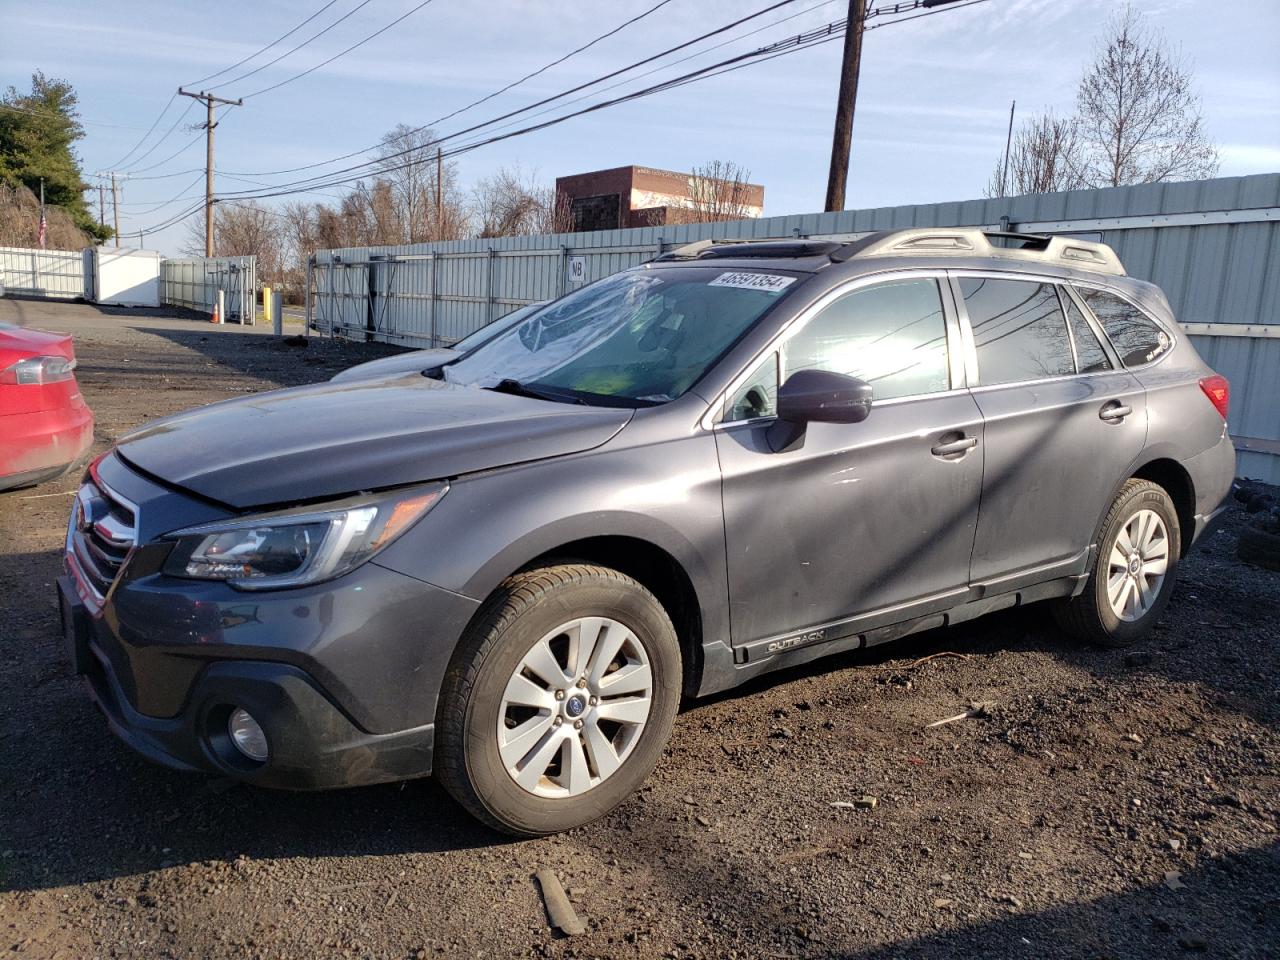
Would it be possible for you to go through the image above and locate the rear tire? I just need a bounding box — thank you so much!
[435,564,681,837]
[1053,479,1181,647]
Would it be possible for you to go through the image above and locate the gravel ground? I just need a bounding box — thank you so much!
[1,299,1277,960]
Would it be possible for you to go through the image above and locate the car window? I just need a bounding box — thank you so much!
[1077,287,1172,367]
[1060,289,1113,374]
[960,277,1074,385]
[452,302,543,353]
[727,351,778,420]
[444,268,798,405]
[781,277,950,402]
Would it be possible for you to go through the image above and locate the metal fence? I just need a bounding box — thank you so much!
[0,246,91,300]
[310,173,1280,482]
[160,255,257,322]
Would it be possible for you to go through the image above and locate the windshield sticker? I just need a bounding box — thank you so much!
[708,272,796,294]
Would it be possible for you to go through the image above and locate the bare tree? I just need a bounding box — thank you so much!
[183,200,284,282]
[684,160,757,221]
[1075,4,1218,187]
[471,166,550,238]
[985,112,1087,198]
[373,124,468,242]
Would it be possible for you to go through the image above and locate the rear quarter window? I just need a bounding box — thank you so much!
[1077,287,1172,367]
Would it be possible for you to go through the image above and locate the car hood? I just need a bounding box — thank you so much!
[116,374,633,509]
[329,347,459,384]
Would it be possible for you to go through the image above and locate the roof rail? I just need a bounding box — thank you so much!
[830,227,1126,276]
[653,237,840,261]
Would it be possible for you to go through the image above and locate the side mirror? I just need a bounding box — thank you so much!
[776,369,873,425]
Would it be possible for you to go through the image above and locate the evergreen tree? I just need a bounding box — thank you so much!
[0,71,111,242]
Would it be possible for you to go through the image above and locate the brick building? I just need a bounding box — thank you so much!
[554,165,765,232]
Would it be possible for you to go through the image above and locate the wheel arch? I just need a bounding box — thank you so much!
[454,521,714,700]
[517,536,703,698]
[1129,457,1196,557]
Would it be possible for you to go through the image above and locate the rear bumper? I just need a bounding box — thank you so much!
[0,403,93,490]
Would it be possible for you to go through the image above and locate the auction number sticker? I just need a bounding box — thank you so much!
[708,272,796,294]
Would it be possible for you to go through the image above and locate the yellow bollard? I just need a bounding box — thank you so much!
[262,286,272,326]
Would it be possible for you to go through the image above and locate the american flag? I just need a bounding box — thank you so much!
[37,207,47,249]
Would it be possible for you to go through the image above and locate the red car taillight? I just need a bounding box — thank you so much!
[0,355,77,385]
[1199,374,1229,419]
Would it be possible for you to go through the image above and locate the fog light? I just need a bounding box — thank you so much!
[228,708,269,762]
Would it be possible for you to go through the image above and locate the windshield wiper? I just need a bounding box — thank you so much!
[485,378,583,404]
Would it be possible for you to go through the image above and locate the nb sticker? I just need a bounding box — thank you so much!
[708,272,796,294]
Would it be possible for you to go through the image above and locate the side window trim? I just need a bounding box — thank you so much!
[1060,282,1123,371]
[1054,284,1082,374]
[948,269,1134,389]
[1068,281,1177,369]
[707,269,966,429]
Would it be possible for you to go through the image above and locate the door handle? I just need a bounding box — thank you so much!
[1099,402,1132,422]
[931,436,979,457]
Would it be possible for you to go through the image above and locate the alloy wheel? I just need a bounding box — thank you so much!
[497,617,653,798]
[1106,508,1170,622]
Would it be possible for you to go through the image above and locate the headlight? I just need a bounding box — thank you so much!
[161,483,445,589]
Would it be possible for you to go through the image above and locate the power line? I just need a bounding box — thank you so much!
[123,167,206,182]
[185,0,347,87]
[0,101,149,131]
[422,0,681,130]
[118,171,207,211]
[227,0,988,204]
[219,20,846,202]
[216,0,807,197]
[135,0,988,236]
[223,0,836,182]
[103,92,178,169]
[117,100,196,172]
[206,0,378,94]
[237,0,441,100]
[105,0,348,172]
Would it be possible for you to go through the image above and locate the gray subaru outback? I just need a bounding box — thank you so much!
[59,229,1235,836]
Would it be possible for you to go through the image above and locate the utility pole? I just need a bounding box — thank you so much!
[110,172,121,247]
[435,146,443,238]
[178,88,243,257]
[1000,100,1016,198]
[98,182,106,231]
[824,0,965,211]
[824,0,866,212]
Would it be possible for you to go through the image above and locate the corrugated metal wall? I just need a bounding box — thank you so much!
[160,256,257,321]
[0,246,91,300]
[311,172,1280,481]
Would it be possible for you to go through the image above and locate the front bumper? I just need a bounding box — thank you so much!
[59,455,480,790]
[63,574,435,789]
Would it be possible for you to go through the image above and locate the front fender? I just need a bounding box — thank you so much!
[373,433,730,653]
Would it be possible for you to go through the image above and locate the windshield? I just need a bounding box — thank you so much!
[444,267,800,404]
[452,302,544,353]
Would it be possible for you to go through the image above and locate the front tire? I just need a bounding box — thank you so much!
[1054,479,1181,647]
[435,564,681,836]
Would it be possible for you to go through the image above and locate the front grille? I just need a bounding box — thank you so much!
[68,474,138,600]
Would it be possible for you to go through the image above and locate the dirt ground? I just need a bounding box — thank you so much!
[1,299,1277,960]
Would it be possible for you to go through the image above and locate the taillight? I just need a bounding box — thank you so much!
[0,355,76,385]
[1199,374,1229,419]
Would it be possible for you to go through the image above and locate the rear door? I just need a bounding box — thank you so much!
[715,272,984,653]
[954,272,1147,587]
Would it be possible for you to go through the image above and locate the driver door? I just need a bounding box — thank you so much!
[714,273,984,656]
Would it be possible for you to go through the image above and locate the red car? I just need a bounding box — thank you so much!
[0,322,94,491]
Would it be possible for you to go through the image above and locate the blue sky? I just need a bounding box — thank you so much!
[4,0,1278,255]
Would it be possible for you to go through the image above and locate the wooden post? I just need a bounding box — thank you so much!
[824,0,866,212]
